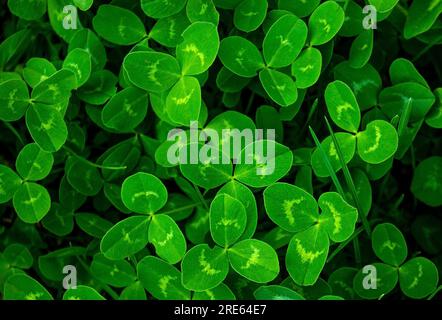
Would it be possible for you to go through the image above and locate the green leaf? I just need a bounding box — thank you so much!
[217,180,257,240]
[263,182,318,232]
[23,58,57,88]
[13,182,51,224]
[59,175,86,212]
[399,257,439,299]
[185,207,210,244]
[318,192,358,243]
[0,79,30,122]
[404,0,442,39]
[141,0,187,19]
[42,203,74,237]
[286,225,329,286]
[233,0,268,32]
[176,22,220,75]
[150,11,191,47]
[25,104,68,152]
[120,281,147,300]
[148,214,187,264]
[389,58,429,88]
[353,263,398,299]
[63,286,105,300]
[68,29,107,71]
[73,0,94,11]
[285,278,332,300]
[327,267,358,300]
[179,143,233,190]
[121,172,168,214]
[75,212,112,238]
[16,143,54,181]
[278,0,319,18]
[259,68,298,107]
[308,1,345,46]
[379,82,436,122]
[38,247,85,281]
[62,48,92,88]
[209,194,247,247]
[205,110,256,158]
[411,156,442,207]
[77,70,118,105]
[186,0,220,25]
[318,295,344,300]
[7,0,46,21]
[291,47,322,89]
[339,1,364,37]
[372,223,408,266]
[368,0,399,13]
[218,36,264,77]
[254,285,304,300]
[311,133,356,178]
[47,0,82,42]
[4,274,53,300]
[91,253,137,287]
[234,140,293,188]
[334,61,382,111]
[263,14,307,68]
[193,283,236,300]
[325,80,361,133]
[0,29,32,70]
[31,69,76,105]
[356,120,398,164]
[216,67,250,93]
[0,164,22,204]
[342,168,372,217]
[166,76,201,125]
[92,5,147,45]
[3,244,33,269]
[66,157,103,196]
[100,216,150,260]
[124,52,181,93]
[228,239,279,283]
[137,256,190,299]
[349,30,373,69]
[101,139,141,182]
[102,87,149,132]
[181,244,229,291]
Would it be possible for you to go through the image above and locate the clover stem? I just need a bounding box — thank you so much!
[76,256,120,300]
[427,285,442,300]
[412,35,442,63]
[160,202,205,215]
[62,145,128,171]
[324,117,371,236]
[308,126,345,195]
[2,121,25,146]
[192,183,210,211]
[245,92,255,115]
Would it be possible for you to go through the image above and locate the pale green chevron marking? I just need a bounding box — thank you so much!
[408,263,423,289]
[182,43,206,67]
[241,245,260,270]
[323,201,342,234]
[199,249,221,275]
[364,125,381,154]
[295,238,324,264]
[157,228,174,246]
[158,275,177,297]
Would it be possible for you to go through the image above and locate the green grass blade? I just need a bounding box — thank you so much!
[324,117,371,236]
[308,126,345,196]
[398,97,412,137]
